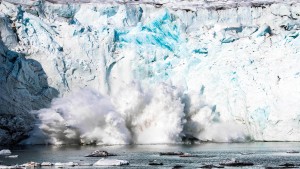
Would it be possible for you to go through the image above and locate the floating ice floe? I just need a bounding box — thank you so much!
[148,160,163,166]
[54,162,79,167]
[173,164,184,168]
[239,152,255,155]
[21,162,40,167]
[200,164,224,168]
[279,163,297,167]
[85,150,116,157]
[219,158,254,167]
[93,159,129,166]
[78,162,92,166]
[179,153,198,157]
[286,150,299,154]
[0,150,11,156]
[41,162,52,166]
[159,152,184,156]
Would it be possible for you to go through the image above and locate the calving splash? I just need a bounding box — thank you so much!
[26,83,247,145]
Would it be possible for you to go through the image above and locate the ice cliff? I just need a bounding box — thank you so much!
[0,0,300,145]
[0,7,58,144]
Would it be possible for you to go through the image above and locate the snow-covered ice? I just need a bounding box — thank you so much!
[54,162,79,167]
[40,162,52,166]
[93,158,129,166]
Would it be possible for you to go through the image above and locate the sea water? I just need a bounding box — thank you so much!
[1,142,300,168]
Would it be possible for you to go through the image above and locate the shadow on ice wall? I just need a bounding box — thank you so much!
[0,15,59,145]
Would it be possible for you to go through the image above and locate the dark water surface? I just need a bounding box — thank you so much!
[1,142,300,168]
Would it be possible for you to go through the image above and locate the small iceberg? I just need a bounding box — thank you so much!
[93,158,129,166]
[21,162,41,167]
[219,158,254,167]
[286,150,299,154]
[279,163,296,167]
[159,152,184,156]
[200,164,224,168]
[179,153,197,157]
[79,162,92,166]
[239,152,255,155]
[172,164,184,169]
[85,150,116,157]
[41,162,52,166]
[148,160,163,166]
[5,155,18,158]
[0,150,11,156]
[54,162,79,167]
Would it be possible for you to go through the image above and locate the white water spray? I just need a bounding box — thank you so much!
[25,83,249,145]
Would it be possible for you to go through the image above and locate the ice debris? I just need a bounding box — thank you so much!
[85,150,116,157]
[93,159,129,166]
[0,150,11,156]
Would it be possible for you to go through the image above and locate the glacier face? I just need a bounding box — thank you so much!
[1,0,300,144]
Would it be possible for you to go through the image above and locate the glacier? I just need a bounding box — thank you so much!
[0,0,300,145]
